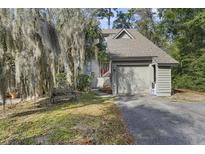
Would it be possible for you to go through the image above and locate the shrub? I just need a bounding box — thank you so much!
[77,74,91,91]
[56,73,67,88]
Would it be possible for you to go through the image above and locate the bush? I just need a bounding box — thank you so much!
[77,74,91,91]
[172,74,205,91]
[173,75,194,89]
[56,73,67,88]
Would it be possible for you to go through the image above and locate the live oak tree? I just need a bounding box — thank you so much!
[0,9,15,112]
[0,8,104,111]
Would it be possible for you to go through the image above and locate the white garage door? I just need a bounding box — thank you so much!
[117,66,150,95]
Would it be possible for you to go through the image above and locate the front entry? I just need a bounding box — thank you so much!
[117,66,150,95]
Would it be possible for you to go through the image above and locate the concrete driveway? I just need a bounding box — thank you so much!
[116,94,205,145]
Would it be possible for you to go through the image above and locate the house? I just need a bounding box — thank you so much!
[85,28,178,96]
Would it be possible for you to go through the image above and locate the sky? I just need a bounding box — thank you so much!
[99,8,128,29]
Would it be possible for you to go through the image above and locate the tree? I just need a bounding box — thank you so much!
[54,9,103,89]
[0,9,14,111]
[158,9,205,90]
[133,8,165,47]
[0,54,8,112]
[95,8,117,29]
[0,9,62,104]
[112,9,164,47]
[14,9,60,98]
[0,8,105,110]
[113,9,136,29]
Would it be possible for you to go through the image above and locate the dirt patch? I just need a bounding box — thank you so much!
[169,89,205,102]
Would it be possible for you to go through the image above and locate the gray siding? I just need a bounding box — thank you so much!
[156,66,171,96]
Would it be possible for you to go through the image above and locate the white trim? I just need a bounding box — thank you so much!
[113,29,134,39]
[156,93,171,96]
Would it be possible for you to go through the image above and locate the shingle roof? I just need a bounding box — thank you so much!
[102,29,120,35]
[102,29,178,64]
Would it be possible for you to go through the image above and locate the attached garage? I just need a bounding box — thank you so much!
[117,66,150,95]
[111,59,154,95]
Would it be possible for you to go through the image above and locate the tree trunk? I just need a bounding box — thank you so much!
[108,8,111,29]
[2,94,6,114]
[108,17,111,29]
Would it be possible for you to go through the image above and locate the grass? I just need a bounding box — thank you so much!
[0,92,133,145]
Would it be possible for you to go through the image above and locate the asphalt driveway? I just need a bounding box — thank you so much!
[116,94,205,145]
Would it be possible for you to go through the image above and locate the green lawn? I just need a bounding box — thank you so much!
[0,93,133,144]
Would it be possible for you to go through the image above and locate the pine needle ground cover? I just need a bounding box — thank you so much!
[167,89,205,103]
[0,93,133,144]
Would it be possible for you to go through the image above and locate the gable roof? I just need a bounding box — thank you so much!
[102,29,178,65]
[113,29,134,39]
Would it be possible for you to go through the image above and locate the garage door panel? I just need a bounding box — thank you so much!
[117,66,149,94]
